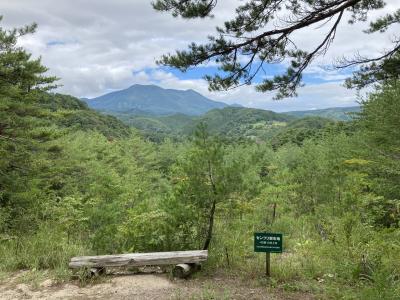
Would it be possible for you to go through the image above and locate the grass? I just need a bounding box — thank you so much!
[0,225,92,289]
[0,271,8,282]
[0,217,398,300]
[0,225,89,272]
[16,270,50,290]
[202,213,400,300]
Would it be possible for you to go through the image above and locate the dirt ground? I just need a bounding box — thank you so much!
[0,271,315,300]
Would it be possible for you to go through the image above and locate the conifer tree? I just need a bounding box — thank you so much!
[0,17,58,233]
[153,1,400,98]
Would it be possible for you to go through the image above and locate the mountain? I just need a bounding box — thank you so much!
[285,106,360,121]
[229,103,244,108]
[84,84,229,116]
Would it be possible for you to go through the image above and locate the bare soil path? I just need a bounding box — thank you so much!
[0,271,314,300]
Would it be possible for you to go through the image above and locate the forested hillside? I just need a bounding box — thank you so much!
[109,112,196,141]
[108,107,346,144]
[1,18,399,300]
[285,106,360,121]
[110,107,296,142]
[183,107,293,138]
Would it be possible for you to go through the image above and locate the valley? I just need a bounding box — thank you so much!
[83,84,356,143]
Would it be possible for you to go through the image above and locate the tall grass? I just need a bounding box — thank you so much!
[0,224,89,278]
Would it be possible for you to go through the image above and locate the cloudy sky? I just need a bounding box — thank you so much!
[2,0,399,111]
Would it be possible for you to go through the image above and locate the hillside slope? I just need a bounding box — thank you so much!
[186,107,293,138]
[285,106,359,121]
[115,106,295,141]
[38,93,131,138]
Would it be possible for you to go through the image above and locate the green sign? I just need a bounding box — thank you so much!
[254,232,283,253]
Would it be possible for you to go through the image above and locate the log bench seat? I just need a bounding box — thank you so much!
[69,250,208,278]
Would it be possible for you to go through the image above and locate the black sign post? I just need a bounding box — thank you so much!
[254,232,283,277]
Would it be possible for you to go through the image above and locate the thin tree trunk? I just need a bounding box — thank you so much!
[225,246,230,267]
[272,202,277,224]
[203,158,217,250]
[203,197,216,250]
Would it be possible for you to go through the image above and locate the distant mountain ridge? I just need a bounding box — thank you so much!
[81,84,358,141]
[285,106,360,121]
[83,84,229,116]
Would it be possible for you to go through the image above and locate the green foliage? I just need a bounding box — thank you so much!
[0,225,88,271]
[345,10,400,89]
[113,113,195,142]
[0,17,58,92]
[345,52,400,90]
[356,82,400,160]
[0,19,57,236]
[152,0,217,18]
[271,116,336,148]
[354,81,400,228]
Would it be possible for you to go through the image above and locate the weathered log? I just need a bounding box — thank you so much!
[69,250,208,269]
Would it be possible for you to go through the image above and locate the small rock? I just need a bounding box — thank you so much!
[40,279,53,288]
[16,283,30,294]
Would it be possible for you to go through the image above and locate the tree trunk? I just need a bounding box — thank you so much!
[272,202,277,224]
[203,157,218,251]
[203,197,216,250]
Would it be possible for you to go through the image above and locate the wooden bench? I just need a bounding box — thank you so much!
[69,250,208,278]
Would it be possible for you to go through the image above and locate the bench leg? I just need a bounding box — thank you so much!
[172,263,201,278]
[90,267,106,277]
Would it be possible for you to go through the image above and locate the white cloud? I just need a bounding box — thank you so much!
[1,0,398,110]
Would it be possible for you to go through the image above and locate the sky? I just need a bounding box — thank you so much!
[2,0,399,111]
